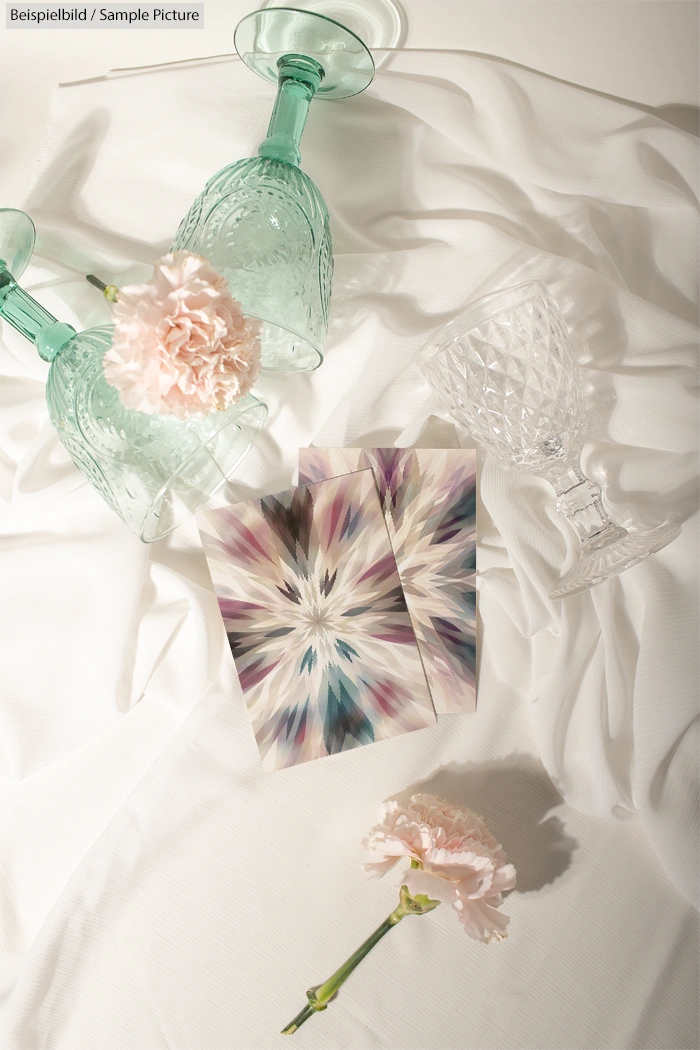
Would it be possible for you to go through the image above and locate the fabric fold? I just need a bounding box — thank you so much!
[0,49,696,1035]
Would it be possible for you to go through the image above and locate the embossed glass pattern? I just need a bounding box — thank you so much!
[172,7,374,373]
[0,208,267,541]
[173,157,331,374]
[417,282,680,597]
[47,328,267,542]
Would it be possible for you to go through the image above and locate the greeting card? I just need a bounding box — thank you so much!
[199,469,436,770]
[299,449,477,713]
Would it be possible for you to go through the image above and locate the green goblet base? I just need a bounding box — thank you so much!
[261,0,406,57]
[0,208,36,279]
[235,6,375,99]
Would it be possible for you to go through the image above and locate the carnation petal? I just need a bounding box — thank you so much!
[490,862,517,895]
[361,788,517,949]
[403,868,457,906]
[454,897,511,942]
[362,858,398,878]
[104,250,261,418]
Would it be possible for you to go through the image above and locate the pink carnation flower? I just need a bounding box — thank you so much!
[363,793,516,942]
[103,251,262,419]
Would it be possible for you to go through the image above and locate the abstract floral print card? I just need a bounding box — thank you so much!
[199,469,436,771]
[299,449,477,714]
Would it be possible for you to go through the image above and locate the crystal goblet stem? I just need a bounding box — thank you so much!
[548,463,626,554]
[416,282,680,598]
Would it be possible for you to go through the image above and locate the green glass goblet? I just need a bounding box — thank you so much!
[0,209,267,542]
[172,6,375,373]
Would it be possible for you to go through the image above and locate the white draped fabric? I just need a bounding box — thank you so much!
[0,49,697,1049]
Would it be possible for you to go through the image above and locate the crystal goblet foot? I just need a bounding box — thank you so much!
[172,6,375,373]
[0,208,267,541]
[416,282,680,599]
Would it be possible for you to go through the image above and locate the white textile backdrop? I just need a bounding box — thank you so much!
[0,47,698,1050]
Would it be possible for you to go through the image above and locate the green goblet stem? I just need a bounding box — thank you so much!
[258,56,323,167]
[281,884,440,1035]
[0,266,75,361]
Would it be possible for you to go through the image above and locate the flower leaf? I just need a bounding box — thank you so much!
[398,884,441,916]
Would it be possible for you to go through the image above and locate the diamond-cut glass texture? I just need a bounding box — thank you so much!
[418,284,680,598]
[423,292,586,472]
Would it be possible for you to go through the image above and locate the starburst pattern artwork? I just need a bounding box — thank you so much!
[299,449,477,713]
[199,469,436,770]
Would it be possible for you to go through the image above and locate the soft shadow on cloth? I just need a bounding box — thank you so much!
[400,754,576,893]
[1,47,697,951]
[26,111,173,296]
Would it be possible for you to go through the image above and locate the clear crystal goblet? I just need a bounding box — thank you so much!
[172,6,375,374]
[0,208,267,542]
[415,281,680,598]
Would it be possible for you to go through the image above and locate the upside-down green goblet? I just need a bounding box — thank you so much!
[0,209,267,542]
[172,6,375,373]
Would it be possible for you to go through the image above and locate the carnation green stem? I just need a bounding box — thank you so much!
[85,273,119,302]
[281,911,401,1035]
[281,884,439,1036]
